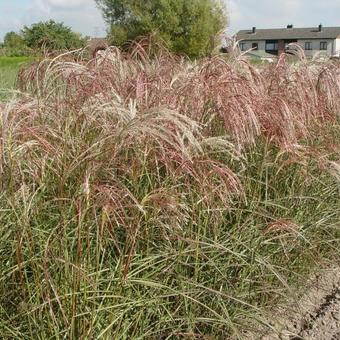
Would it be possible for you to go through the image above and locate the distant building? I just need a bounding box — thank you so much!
[236,25,340,58]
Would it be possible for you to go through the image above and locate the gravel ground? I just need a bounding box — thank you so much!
[245,265,340,340]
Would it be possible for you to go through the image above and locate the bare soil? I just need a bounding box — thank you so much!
[246,265,340,340]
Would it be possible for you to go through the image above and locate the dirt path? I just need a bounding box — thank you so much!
[251,265,340,339]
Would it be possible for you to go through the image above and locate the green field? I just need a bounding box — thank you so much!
[0,57,33,100]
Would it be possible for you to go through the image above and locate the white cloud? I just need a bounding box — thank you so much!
[228,1,241,28]
[19,0,106,37]
[46,0,93,9]
[226,0,340,32]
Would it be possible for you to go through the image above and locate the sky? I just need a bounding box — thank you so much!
[0,0,340,41]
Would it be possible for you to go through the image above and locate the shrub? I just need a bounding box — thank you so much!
[21,20,86,52]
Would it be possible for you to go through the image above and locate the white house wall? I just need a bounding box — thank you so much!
[297,39,333,57]
[258,41,266,51]
[335,38,340,55]
[238,41,266,52]
[238,38,336,57]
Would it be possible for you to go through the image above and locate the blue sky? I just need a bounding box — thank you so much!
[228,0,340,34]
[1,0,340,41]
[0,0,106,40]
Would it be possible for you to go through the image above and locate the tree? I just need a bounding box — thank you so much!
[4,31,25,48]
[2,31,32,57]
[21,20,85,51]
[95,0,227,58]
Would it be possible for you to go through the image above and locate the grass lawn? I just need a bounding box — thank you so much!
[0,56,34,100]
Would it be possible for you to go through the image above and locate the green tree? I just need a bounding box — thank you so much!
[2,31,32,57]
[21,20,85,51]
[95,0,227,58]
[4,31,25,48]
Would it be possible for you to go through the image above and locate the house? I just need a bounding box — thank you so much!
[236,25,340,58]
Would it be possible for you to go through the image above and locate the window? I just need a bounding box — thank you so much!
[305,42,312,50]
[320,41,327,50]
[265,40,278,51]
[239,42,246,51]
[252,43,258,50]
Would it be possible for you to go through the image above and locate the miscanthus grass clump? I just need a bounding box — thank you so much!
[1,40,340,338]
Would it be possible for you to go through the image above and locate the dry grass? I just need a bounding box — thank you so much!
[1,39,340,338]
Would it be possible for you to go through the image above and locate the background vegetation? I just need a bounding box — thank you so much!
[0,56,33,101]
[1,32,32,57]
[0,41,339,338]
[21,20,86,51]
[95,0,227,58]
[0,20,86,57]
